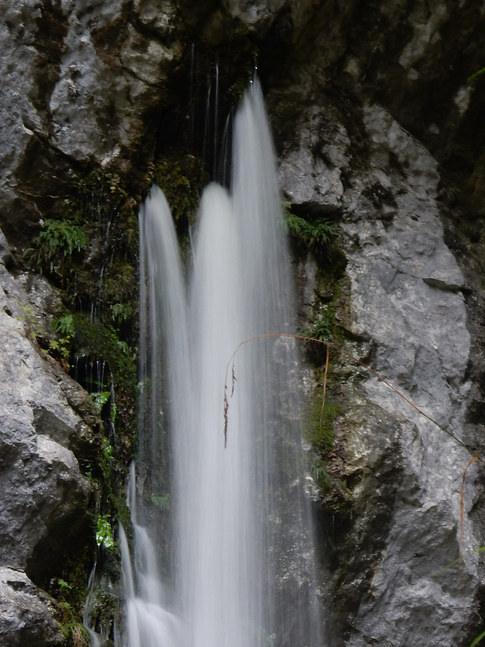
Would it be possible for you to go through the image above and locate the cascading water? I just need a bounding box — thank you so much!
[118,80,323,647]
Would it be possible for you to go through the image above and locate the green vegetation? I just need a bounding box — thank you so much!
[91,392,116,426]
[285,211,340,249]
[53,313,75,337]
[283,202,347,287]
[470,631,485,647]
[72,312,136,390]
[90,390,111,412]
[83,587,118,646]
[18,304,74,368]
[305,392,341,492]
[99,437,114,483]
[25,219,86,280]
[311,460,331,492]
[50,314,75,367]
[46,308,137,397]
[64,170,132,225]
[152,153,207,230]
[18,302,43,343]
[60,622,91,647]
[305,396,340,453]
[21,167,141,636]
[151,493,170,511]
[111,302,133,324]
[305,303,337,342]
[95,515,115,551]
[467,67,485,82]
[52,553,94,647]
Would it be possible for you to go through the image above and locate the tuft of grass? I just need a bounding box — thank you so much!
[467,67,485,83]
[305,397,340,453]
[470,631,485,647]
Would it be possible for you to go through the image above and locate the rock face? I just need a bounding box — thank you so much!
[0,567,63,647]
[266,2,485,644]
[0,237,98,644]
[324,102,474,646]
[1,0,485,645]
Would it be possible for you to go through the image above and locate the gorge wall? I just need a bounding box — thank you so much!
[1,1,485,645]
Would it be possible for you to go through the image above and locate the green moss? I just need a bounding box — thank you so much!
[71,312,136,390]
[110,492,131,534]
[153,152,208,231]
[305,395,340,454]
[60,622,91,647]
[100,263,138,314]
[17,166,144,645]
[51,548,94,643]
[84,586,118,645]
[64,170,132,226]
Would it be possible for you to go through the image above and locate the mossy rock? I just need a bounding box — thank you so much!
[153,152,208,231]
[305,395,340,454]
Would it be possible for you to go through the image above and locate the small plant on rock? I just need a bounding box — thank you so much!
[285,211,339,249]
[95,514,115,552]
[25,219,86,279]
[49,314,75,367]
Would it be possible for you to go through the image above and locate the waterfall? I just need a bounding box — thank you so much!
[118,80,322,647]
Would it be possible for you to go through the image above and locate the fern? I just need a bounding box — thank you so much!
[27,219,86,276]
[53,314,75,337]
[111,302,133,323]
[90,391,111,412]
[285,213,339,249]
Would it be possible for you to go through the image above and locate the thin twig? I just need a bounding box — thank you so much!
[320,343,330,436]
[223,332,484,464]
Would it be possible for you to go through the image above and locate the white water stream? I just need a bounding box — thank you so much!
[118,80,322,647]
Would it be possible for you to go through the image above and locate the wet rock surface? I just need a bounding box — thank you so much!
[0,234,98,643]
[0,567,63,647]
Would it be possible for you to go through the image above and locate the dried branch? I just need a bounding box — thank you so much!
[223,332,484,464]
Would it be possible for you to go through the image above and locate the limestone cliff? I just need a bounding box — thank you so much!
[1,1,485,645]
